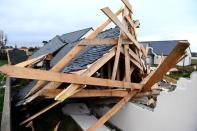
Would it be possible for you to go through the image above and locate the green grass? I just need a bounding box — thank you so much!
[166,64,197,80]
[166,72,191,80]
[0,60,8,66]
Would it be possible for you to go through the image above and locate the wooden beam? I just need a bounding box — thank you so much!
[125,15,139,29]
[0,65,143,90]
[128,48,141,63]
[78,38,118,46]
[163,76,177,84]
[42,89,160,99]
[23,47,116,104]
[101,7,140,49]
[87,90,138,131]
[142,41,189,92]
[130,56,143,71]
[124,44,131,82]
[121,0,133,13]
[53,47,117,101]
[1,77,11,131]
[20,101,61,125]
[42,89,129,98]
[19,47,119,125]
[111,35,123,80]
[122,7,131,82]
[88,7,123,39]
[26,8,123,97]
[15,54,46,67]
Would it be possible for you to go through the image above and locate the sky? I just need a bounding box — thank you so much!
[0,0,197,51]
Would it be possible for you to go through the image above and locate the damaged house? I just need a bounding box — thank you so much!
[0,0,190,131]
[141,40,192,66]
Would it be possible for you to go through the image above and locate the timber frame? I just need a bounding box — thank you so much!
[0,0,189,130]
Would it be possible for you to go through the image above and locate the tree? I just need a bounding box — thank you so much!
[0,30,7,49]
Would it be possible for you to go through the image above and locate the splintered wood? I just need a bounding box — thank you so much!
[0,0,189,130]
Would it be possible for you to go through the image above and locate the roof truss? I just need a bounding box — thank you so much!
[0,0,189,130]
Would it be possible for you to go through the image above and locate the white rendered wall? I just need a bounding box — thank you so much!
[110,72,197,131]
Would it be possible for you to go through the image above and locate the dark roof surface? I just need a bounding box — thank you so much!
[140,40,179,56]
[191,52,197,57]
[30,36,65,58]
[30,28,93,59]
[60,27,120,73]
[60,28,93,43]
[18,27,120,100]
[8,49,28,65]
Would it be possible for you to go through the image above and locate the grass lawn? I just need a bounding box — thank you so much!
[0,60,8,66]
[166,64,197,80]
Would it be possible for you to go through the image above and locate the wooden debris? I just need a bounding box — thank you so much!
[0,0,190,130]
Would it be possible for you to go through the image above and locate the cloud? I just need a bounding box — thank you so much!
[0,0,196,49]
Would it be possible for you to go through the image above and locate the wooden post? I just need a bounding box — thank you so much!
[1,77,11,131]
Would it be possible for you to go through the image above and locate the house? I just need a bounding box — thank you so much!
[140,40,192,66]
[191,52,197,60]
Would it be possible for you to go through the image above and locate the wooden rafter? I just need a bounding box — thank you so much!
[15,54,47,67]
[22,47,117,104]
[78,38,118,46]
[142,41,189,92]
[101,7,140,49]
[42,89,129,98]
[0,65,143,90]
[121,0,133,13]
[42,89,160,99]
[111,33,123,80]
[25,8,123,98]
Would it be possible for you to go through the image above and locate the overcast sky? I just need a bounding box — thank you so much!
[0,0,197,51]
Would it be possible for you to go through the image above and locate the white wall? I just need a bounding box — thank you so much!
[152,48,192,66]
[192,57,197,60]
[110,72,197,131]
[177,48,192,66]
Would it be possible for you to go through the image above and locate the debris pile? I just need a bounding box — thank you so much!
[0,0,189,130]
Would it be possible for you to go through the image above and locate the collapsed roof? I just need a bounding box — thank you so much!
[0,0,190,130]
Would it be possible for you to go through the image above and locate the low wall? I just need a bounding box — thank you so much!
[110,72,197,131]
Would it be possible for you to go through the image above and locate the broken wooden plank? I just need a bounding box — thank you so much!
[15,54,46,67]
[0,65,143,90]
[128,48,141,63]
[1,77,11,131]
[87,90,138,131]
[42,89,159,99]
[142,41,189,92]
[130,56,143,71]
[20,101,61,125]
[101,7,140,49]
[111,35,123,80]
[24,47,117,104]
[124,45,131,82]
[19,47,121,125]
[121,0,133,13]
[125,15,139,29]
[88,7,123,39]
[163,76,177,84]
[78,38,118,46]
[42,89,129,98]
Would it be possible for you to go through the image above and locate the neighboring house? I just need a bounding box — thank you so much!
[140,40,192,66]
[191,52,197,60]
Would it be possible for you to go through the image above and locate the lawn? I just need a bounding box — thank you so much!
[166,63,197,80]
